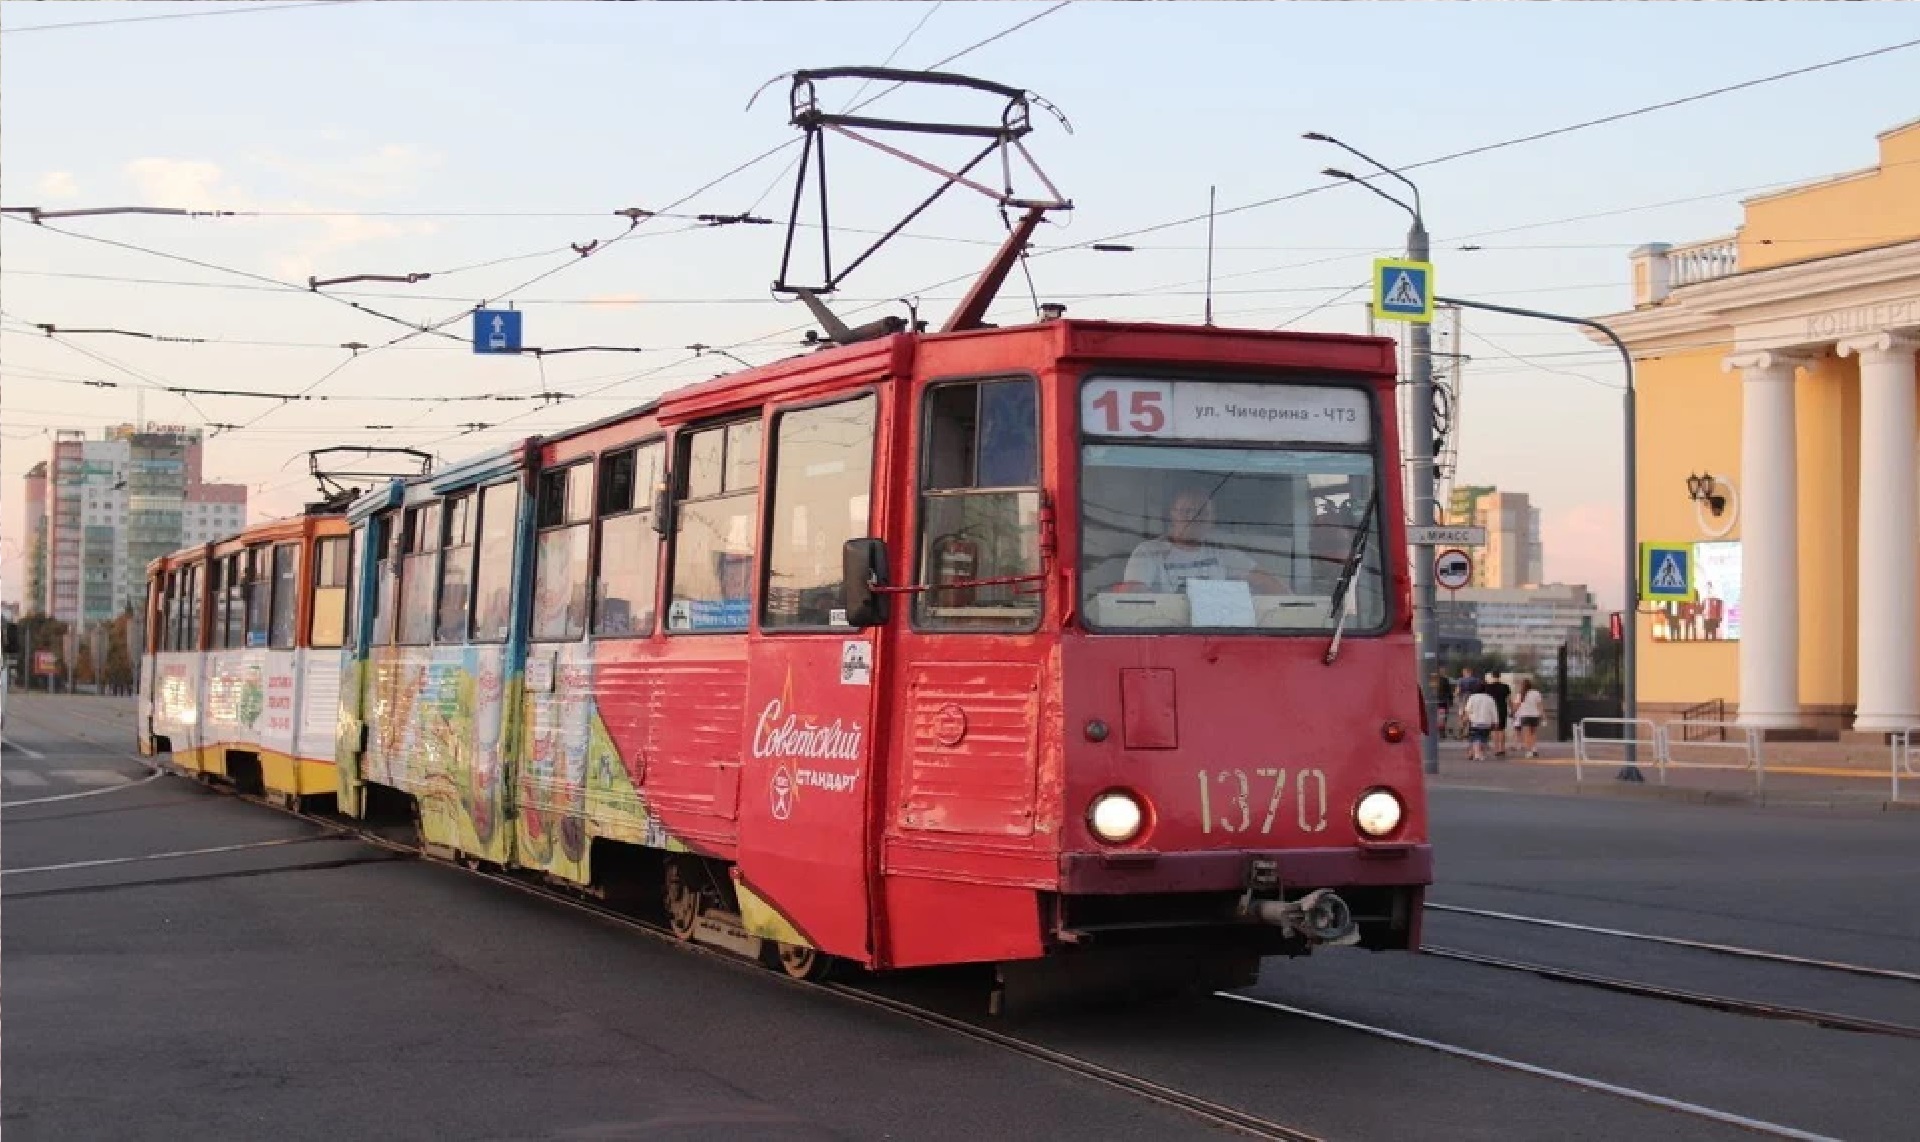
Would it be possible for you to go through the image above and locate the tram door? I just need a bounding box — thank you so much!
[732,392,886,965]
[876,375,1055,967]
[334,512,387,815]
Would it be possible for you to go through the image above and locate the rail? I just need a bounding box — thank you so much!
[1666,235,1740,288]
[1894,728,1920,802]
[1572,718,1660,784]
[1677,699,1726,741]
[1658,719,1765,793]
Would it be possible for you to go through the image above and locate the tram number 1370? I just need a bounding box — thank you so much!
[1196,768,1329,835]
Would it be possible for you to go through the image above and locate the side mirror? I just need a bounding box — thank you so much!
[842,538,891,629]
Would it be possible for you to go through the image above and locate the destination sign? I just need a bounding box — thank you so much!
[1080,379,1371,445]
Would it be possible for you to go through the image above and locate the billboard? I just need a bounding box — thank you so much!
[1651,540,1740,642]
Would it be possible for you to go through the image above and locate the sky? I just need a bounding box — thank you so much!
[4,0,1919,613]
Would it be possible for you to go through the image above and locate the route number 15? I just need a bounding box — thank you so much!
[1083,381,1172,437]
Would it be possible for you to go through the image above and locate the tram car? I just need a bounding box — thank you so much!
[139,504,352,806]
[314,313,1430,997]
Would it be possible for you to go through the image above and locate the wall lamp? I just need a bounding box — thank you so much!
[1685,472,1727,516]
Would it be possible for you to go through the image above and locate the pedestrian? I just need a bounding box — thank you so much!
[1485,672,1512,757]
[1453,667,1482,739]
[1513,679,1544,758]
[1430,671,1453,737]
[1463,685,1498,761]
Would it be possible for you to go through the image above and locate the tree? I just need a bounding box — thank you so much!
[103,614,134,693]
[17,613,69,689]
[74,638,96,685]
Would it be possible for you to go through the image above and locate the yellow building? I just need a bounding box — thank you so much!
[1593,117,1920,737]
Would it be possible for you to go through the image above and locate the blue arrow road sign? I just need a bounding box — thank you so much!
[473,309,523,354]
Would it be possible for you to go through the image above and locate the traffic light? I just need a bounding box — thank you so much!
[1608,611,1624,641]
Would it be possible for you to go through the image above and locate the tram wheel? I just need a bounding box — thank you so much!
[766,940,832,983]
[663,861,701,941]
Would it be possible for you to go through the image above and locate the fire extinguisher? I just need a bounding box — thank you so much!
[931,531,981,607]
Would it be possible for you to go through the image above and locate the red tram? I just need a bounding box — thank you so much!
[334,313,1429,998]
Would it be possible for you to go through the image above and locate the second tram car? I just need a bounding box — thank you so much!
[326,317,1430,993]
[140,506,352,806]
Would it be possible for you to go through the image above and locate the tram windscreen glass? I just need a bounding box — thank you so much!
[1078,378,1387,633]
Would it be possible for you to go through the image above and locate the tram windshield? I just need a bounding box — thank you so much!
[1077,377,1389,633]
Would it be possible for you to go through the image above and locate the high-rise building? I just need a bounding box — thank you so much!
[23,461,48,614]
[1447,487,1544,589]
[24,424,247,625]
[1444,583,1598,671]
[1447,484,1494,530]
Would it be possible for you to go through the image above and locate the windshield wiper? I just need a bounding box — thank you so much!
[1323,488,1380,665]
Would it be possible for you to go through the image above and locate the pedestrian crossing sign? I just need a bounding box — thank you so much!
[1639,542,1695,602]
[1372,258,1434,323]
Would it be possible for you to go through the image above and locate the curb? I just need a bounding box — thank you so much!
[1431,775,1920,812]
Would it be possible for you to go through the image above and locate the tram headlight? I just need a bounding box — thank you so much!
[1354,788,1404,838]
[1087,790,1145,844]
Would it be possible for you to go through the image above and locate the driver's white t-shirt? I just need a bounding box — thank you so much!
[1122,539,1257,592]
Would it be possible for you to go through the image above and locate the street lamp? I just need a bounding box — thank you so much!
[1433,292,1641,777]
[1308,131,1441,777]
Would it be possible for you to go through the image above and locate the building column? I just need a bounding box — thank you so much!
[1723,350,1810,729]
[1839,332,1920,731]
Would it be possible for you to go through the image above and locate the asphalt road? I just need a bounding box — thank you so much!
[5,694,1916,1141]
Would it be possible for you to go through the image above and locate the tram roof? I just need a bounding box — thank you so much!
[328,318,1400,523]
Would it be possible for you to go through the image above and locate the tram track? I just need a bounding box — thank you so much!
[1215,992,1842,1142]
[1427,902,1920,985]
[140,765,1887,1142]
[1419,944,1920,1041]
[169,768,1321,1142]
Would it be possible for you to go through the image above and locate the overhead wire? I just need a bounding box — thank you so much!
[0,216,468,344]
[267,0,1074,459]
[0,0,363,35]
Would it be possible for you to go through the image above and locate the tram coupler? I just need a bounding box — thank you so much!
[1239,886,1360,947]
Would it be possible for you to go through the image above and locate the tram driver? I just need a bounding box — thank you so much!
[1114,487,1292,595]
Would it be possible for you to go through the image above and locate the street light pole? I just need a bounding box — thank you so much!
[1436,294,1640,774]
[1308,133,1440,775]
[1407,217,1439,777]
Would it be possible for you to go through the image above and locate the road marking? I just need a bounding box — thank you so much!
[2,770,50,787]
[49,768,132,787]
[0,770,164,810]
[0,833,341,877]
[1219,993,1841,1141]
[2,736,47,759]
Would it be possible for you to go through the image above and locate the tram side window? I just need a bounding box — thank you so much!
[269,543,300,650]
[168,569,182,651]
[471,481,516,643]
[532,465,591,642]
[436,494,474,643]
[181,563,204,652]
[592,443,663,637]
[343,528,365,648]
[219,552,245,649]
[207,559,225,649]
[159,572,177,651]
[243,547,272,648]
[207,559,224,648]
[163,572,179,652]
[397,503,440,646]
[370,514,398,647]
[311,537,350,649]
[668,419,760,633]
[148,577,164,654]
[765,396,875,629]
[915,378,1043,630]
